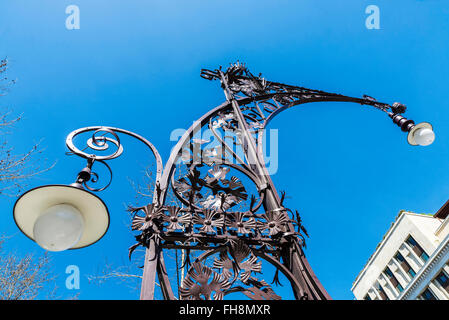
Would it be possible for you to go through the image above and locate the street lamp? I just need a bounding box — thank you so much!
[408,123,435,146]
[12,63,435,300]
[13,160,110,251]
[389,111,435,146]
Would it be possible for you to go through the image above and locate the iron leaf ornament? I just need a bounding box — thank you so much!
[180,261,232,300]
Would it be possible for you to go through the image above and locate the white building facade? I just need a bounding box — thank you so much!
[351,201,449,300]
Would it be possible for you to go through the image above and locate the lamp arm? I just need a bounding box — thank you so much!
[65,126,164,192]
[66,126,176,299]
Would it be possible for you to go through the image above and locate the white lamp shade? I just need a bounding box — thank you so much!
[407,122,435,146]
[13,185,110,250]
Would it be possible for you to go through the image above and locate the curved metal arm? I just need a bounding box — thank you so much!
[197,62,427,300]
[66,126,164,191]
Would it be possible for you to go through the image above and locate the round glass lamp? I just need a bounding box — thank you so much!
[13,185,110,251]
[407,122,435,146]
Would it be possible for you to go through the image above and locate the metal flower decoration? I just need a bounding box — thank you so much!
[213,241,262,283]
[225,211,256,235]
[130,203,162,231]
[162,206,191,232]
[258,210,288,236]
[172,166,204,204]
[180,261,232,300]
[193,209,224,234]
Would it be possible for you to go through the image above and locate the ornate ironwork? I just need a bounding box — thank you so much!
[65,62,411,300]
[179,241,281,300]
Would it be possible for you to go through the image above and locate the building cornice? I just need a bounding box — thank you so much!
[399,234,449,299]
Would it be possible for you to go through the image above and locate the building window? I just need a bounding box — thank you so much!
[394,252,416,278]
[384,267,403,293]
[405,235,429,262]
[364,294,371,300]
[420,288,437,300]
[435,271,449,293]
[375,283,389,300]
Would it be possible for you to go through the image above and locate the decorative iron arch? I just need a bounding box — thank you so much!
[64,62,419,300]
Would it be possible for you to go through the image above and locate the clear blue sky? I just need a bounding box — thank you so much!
[1,0,449,300]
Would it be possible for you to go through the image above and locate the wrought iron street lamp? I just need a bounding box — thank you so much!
[12,63,435,300]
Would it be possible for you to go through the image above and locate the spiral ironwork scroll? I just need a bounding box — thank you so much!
[66,126,163,192]
[81,159,114,192]
[66,127,124,161]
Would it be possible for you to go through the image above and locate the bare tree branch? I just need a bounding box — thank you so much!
[0,59,67,300]
[0,237,57,300]
[0,58,55,196]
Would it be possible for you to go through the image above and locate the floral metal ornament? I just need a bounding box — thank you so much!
[258,210,289,236]
[221,176,247,202]
[202,145,225,166]
[173,163,249,211]
[205,165,230,183]
[180,261,231,300]
[130,203,163,231]
[225,211,256,235]
[200,193,237,212]
[172,166,204,204]
[236,278,282,300]
[162,206,191,232]
[213,241,262,283]
[193,209,224,234]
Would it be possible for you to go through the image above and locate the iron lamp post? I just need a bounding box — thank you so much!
[12,63,435,300]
